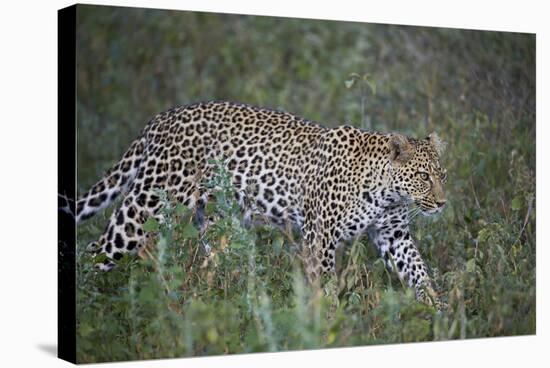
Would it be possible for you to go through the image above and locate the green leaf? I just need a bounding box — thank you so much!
[181,223,199,239]
[214,191,225,204]
[466,258,477,273]
[207,158,219,165]
[205,201,217,215]
[366,80,377,95]
[143,217,160,232]
[139,285,156,302]
[93,252,108,264]
[79,323,94,337]
[326,331,336,344]
[272,234,284,256]
[346,273,356,290]
[175,203,190,217]
[477,228,491,243]
[511,196,522,211]
[230,242,244,249]
[206,327,218,343]
[348,291,361,306]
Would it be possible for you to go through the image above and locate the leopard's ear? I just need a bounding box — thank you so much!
[389,133,414,164]
[428,132,446,156]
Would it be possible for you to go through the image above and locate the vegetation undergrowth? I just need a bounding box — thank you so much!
[76,155,534,362]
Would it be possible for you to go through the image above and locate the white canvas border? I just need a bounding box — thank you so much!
[0,0,545,367]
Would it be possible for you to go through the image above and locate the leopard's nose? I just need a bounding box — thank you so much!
[436,199,447,208]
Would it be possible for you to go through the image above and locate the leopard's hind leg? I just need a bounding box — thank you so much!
[90,180,164,270]
[90,149,208,270]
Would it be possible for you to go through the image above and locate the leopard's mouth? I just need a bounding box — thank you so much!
[421,206,444,216]
[416,201,445,216]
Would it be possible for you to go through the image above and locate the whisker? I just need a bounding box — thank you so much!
[408,205,420,218]
[405,205,422,225]
[408,207,420,217]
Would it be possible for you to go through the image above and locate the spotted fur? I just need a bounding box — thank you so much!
[74,101,447,305]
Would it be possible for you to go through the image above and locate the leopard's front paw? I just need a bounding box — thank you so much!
[418,286,447,312]
[432,297,448,313]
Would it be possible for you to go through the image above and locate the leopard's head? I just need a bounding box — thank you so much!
[388,132,447,215]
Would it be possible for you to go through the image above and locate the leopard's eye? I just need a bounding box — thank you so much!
[418,172,429,181]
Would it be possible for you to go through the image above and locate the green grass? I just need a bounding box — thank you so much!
[74,5,535,363]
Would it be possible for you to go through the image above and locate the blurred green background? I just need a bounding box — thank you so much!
[75,4,535,363]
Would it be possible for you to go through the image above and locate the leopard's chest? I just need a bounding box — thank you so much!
[339,188,403,241]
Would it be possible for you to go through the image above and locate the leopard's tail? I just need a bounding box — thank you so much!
[74,135,147,224]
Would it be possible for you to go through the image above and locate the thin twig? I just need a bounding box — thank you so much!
[513,196,534,247]
[143,247,172,295]
[469,175,481,209]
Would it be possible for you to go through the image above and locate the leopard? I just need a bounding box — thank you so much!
[70,100,448,306]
